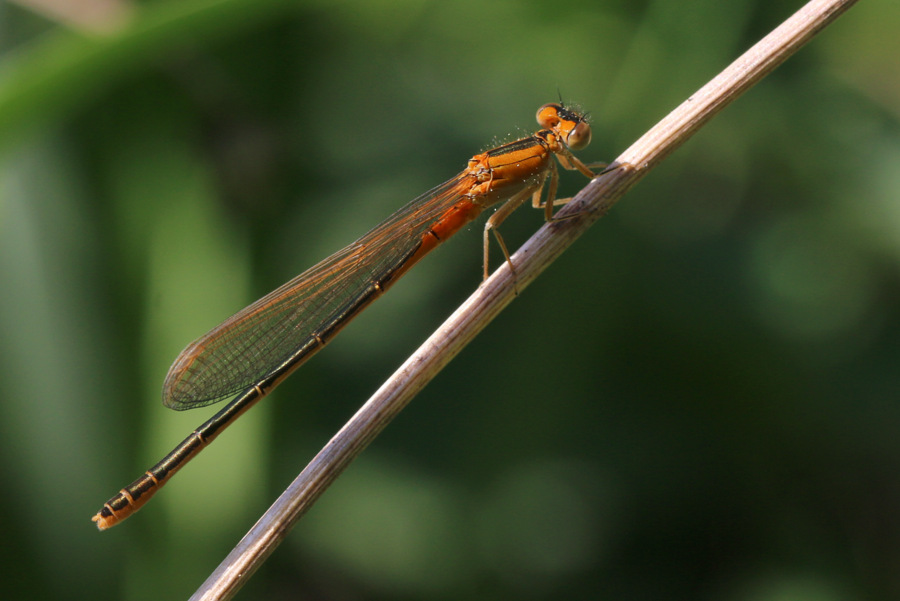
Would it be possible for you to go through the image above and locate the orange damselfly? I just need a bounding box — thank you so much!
[93,102,600,529]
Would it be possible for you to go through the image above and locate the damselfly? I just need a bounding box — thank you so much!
[93,102,601,529]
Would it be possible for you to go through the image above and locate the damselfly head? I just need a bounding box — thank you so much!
[536,103,592,151]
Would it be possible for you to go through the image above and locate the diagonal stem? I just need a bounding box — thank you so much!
[191,1,861,598]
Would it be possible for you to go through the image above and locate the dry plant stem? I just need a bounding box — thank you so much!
[191,1,859,599]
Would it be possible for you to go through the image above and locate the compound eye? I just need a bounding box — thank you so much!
[536,103,562,129]
[565,120,592,150]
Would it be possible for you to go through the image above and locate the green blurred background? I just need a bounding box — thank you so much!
[1,0,899,599]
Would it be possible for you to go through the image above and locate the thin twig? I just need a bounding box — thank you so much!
[190,0,860,598]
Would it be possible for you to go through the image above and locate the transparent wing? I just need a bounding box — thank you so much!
[163,175,474,409]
